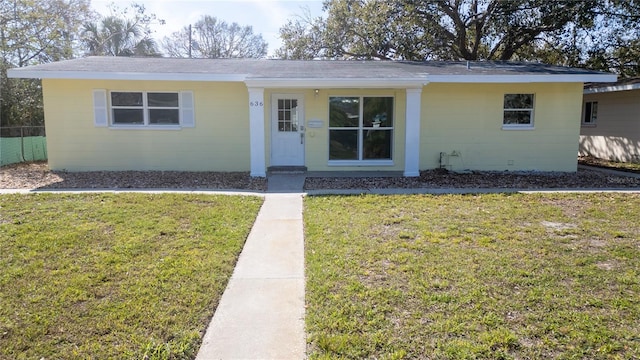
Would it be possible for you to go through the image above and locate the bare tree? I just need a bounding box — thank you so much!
[162,15,267,58]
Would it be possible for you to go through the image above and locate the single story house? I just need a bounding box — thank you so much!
[8,57,616,176]
[581,78,640,162]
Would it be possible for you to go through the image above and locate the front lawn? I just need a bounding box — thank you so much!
[305,193,640,359]
[0,193,262,360]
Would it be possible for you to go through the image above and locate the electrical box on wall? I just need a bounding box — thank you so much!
[307,119,324,128]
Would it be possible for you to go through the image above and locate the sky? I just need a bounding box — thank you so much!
[91,0,326,56]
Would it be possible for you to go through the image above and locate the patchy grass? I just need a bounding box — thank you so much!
[0,193,262,360]
[305,193,640,359]
[579,155,640,174]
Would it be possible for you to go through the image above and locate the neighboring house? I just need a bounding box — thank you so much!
[8,57,616,176]
[581,78,640,162]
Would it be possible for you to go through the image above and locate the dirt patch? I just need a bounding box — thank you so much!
[541,221,577,231]
[596,260,618,271]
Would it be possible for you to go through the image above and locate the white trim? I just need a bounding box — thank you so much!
[245,78,427,89]
[7,69,247,82]
[248,87,266,177]
[584,82,640,94]
[429,74,618,83]
[404,88,422,177]
[108,125,182,131]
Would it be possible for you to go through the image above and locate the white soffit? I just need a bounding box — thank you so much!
[244,78,427,89]
[429,74,618,83]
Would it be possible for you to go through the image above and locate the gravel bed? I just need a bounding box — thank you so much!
[0,162,267,191]
[304,168,640,190]
[2,162,640,191]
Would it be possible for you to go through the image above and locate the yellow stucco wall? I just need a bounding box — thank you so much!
[42,80,583,173]
[580,90,640,162]
[420,83,583,172]
[42,79,250,171]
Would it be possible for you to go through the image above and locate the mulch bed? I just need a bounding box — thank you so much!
[304,168,640,190]
[2,161,639,191]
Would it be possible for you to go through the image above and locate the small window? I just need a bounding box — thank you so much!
[583,101,598,126]
[110,91,180,126]
[503,94,534,128]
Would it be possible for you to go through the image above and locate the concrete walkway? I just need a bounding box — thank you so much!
[195,175,306,359]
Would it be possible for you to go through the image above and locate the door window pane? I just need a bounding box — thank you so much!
[329,130,358,160]
[277,98,298,132]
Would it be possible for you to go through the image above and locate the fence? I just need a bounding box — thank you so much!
[0,126,47,166]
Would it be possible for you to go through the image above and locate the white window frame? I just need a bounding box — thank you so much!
[582,101,598,127]
[502,93,535,130]
[109,91,181,129]
[328,95,394,166]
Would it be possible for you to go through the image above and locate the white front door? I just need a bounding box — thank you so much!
[271,94,305,166]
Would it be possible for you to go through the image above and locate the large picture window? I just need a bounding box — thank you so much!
[329,96,393,162]
[111,91,180,126]
[503,94,534,128]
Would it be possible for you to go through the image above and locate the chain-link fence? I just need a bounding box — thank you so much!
[0,126,47,166]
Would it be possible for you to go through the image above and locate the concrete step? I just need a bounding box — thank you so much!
[267,166,307,174]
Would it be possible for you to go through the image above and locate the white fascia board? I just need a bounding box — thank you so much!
[244,78,427,89]
[428,74,618,83]
[584,82,640,94]
[7,69,247,82]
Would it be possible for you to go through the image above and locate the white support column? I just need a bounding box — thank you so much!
[248,87,266,177]
[404,87,423,177]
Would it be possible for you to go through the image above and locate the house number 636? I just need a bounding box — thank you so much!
[250,101,263,107]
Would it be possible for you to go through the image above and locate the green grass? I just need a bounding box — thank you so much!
[305,193,640,359]
[0,193,263,360]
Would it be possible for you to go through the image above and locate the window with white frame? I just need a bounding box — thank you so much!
[329,96,393,162]
[583,101,598,126]
[503,94,534,127]
[110,91,180,126]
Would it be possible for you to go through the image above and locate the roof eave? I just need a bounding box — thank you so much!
[429,74,618,83]
[6,69,247,82]
[584,82,640,94]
